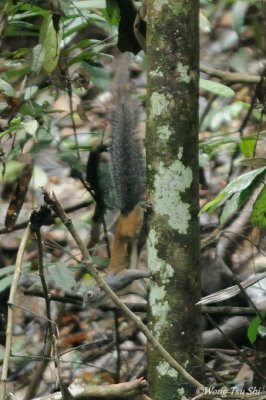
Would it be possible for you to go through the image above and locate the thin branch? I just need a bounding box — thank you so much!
[202,306,260,316]
[0,224,31,400]
[31,207,72,400]
[42,188,205,390]
[32,378,147,400]
[36,229,53,335]
[23,289,263,316]
[63,68,81,162]
[114,311,121,383]
[23,342,52,400]
[0,200,92,235]
[199,94,217,129]
[206,314,266,383]
[190,352,230,388]
[200,65,260,84]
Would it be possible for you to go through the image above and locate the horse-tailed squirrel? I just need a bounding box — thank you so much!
[108,88,147,274]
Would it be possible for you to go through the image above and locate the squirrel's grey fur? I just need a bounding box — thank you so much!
[110,94,145,214]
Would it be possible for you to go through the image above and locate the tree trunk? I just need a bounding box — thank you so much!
[146,1,204,398]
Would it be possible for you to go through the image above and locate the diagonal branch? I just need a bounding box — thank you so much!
[0,224,31,400]
[42,188,205,390]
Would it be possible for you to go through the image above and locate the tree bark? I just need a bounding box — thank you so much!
[146,1,204,398]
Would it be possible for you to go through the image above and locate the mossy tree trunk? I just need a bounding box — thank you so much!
[146,1,204,398]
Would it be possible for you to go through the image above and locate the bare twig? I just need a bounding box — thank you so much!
[35,229,53,335]
[32,378,147,400]
[23,300,70,400]
[0,200,92,235]
[42,188,205,390]
[24,289,262,316]
[114,310,121,383]
[0,224,31,400]
[62,68,81,162]
[202,306,260,316]
[190,352,230,388]
[206,314,266,383]
[31,208,72,400]
[23,342,52,400]
[200,65,260,84]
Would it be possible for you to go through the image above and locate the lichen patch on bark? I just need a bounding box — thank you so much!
[156,361,178,378]
[154,0,168,12]
[158,125,172,140]
[154,161,192,233]
[150,92,173,117]
[149,68,163,77]
[148,229,175,335]
[176,62,191,83]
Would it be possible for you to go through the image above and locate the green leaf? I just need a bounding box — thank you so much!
[48,263,76,292]
[30,166,48,189]
[58,151,83,173]
[0,263,31,278]
[32,44,46,74]
[219,186,253,225]
[200,78,235,97]
[240,137,256,158]
[0,161,24,183]
[200,167,266,215]
[39,15,62,73]
[220,192,241,225]
[251,187,266,228]
[106,0,119,18]
[248,312,266,344]
[7,3,50,17]
[91,256,109,268]
[232,1,248,35]
[225,167,266,195]
[208,101,246,131]
[258,325,266,338]
[55,0,71,16]
[81,61,110,89]
[0,79,17,97]
[200,192,227,214]
[23,119,39,137]
[62,17,88,39]
[0,265,15,278]
[24,86,39,100]
[199,10,211,33]
[105,0,120,24]
[252,109,266,122]
[0,275,13,292]
[30,135,54,155]
[69,50,97,65]
[74,1,105,9]
[239,158,266,168]
[5,20,39,37]
[0,116,22,139]
[248,315,261,344]
[199,136,238,155]
[199,152,209,167]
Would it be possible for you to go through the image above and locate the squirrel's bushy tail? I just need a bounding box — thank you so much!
[110,94,145,215]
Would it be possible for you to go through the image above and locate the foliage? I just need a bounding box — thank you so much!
[0,0,117,171]
[1,0,266,395]
[248,311,266,344]
[200,166,266,224]
[199,1,266,227]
